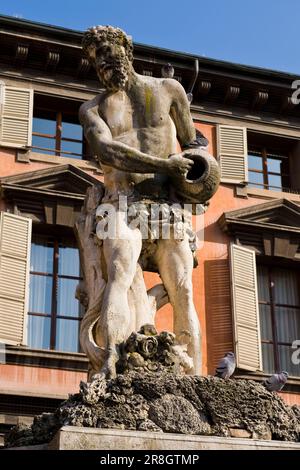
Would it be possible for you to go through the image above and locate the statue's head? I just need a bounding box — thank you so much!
[82,25,133,91]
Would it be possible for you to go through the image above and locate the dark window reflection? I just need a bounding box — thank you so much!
[32,99,84,159]
[257,265,300,376]
[28,235,82,352]
[248,149,289,191]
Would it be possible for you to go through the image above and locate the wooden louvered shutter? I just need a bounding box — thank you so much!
[205,259,234,374]
[217,125,248,183]
[230,244,262,371]
[0,212,32,345]
[0,86,33,147]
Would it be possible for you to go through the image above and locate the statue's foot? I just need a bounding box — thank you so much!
[99,352,118,379]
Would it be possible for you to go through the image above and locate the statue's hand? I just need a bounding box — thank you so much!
[168,153,194,177]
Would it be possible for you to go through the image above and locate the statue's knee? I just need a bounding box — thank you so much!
[108,258,135,284]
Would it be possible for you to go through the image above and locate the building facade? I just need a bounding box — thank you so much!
[0,15,299,444]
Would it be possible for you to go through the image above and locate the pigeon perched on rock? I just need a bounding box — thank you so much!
[215,352,236,379]
[263,371,289,392]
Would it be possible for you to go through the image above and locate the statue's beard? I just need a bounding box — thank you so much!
[99,59,130,92]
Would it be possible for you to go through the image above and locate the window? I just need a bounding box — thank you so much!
[28,234,83,353]
[31,94,88,160]
[217,126,300,192]
[248,149,290,191]
[257,265,300,377]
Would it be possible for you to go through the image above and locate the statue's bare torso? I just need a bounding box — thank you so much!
[81,72,195,200]
[99,76,177,198]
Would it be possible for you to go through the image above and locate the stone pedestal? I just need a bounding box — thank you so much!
[47,426,300,450]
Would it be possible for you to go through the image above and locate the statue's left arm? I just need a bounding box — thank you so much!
[165,79,209,150]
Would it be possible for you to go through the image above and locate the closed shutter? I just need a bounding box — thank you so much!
[217,125,248,183]
[0,212,32,345]
[205,259,234,374]
[0,86,33,147]
[230,244,262,371]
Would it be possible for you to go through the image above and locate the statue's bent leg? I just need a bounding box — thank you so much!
[100,223,142,378]
[155,235,202,375]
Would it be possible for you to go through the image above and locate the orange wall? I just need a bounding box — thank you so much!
[0,148,102,182]
[0,363,85,398]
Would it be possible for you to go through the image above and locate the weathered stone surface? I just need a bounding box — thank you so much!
[5,372,300,447]
[48,427,300,450]
[229,428,252,439]
[149,394,211,434]
[251,424,272,440]
[117,327,192,376]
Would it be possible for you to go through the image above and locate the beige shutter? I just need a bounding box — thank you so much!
[0,82,4,115]
[0,86,33,147]
[217,125,248,183]
[230,244,262,371]
[0,212,32,345]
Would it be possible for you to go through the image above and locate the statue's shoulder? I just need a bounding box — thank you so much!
[136,73,183,96]
[79,94,103,117]
[162,77,186,96]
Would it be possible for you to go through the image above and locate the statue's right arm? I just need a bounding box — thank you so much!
[79,99,192,175]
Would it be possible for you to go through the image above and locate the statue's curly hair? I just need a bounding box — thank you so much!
[82,25,133,62]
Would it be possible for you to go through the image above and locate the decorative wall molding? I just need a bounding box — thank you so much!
[219,199,300,260]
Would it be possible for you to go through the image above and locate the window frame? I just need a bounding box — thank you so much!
[31,94,89,160]
[248,147,290,192]
[257,263,300,375]
[28,233,83,352]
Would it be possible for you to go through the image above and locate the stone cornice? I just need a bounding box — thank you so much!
[0,15,299,121]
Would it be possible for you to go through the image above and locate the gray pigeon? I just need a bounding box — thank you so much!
[161,63,174,78]
[215,352,236,379]
[263,371,289,392]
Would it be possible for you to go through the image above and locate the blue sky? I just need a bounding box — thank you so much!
[0,0,299,74]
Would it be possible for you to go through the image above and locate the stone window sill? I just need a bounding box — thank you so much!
[15,148,102,174]
[246,186,300,202]
[5,345,88,372]
[234,369,300,393]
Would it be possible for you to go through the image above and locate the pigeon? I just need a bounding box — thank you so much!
[215,352,236,379]
[161,63,174,78]
[263,371,289,392]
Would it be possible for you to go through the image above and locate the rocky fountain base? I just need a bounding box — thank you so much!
[5,327,300,449]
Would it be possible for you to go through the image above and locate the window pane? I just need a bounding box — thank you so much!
[275,307,300,343]
[28,315,51,350]
[268,174,282,190]
[259,304,272,341]
[257,266,270,302]
[32,135,56,154]
[62,121,82,140]
[278,345,300,377]
[59,243,80,277]
[267,158,282,174]
[57,278,83,317]
[29,275,53,314]
[31,237,54,273]
[55,319,80,352]
[32,117,56,135]
[61,140,83,158]
[248,171,264,187]
[272,268,300,305]
[248,154,263,170]
[261,343,275,374]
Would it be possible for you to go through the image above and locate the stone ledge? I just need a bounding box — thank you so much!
[48,426,300,451]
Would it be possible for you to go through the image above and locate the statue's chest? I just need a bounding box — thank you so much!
[103,89,168,135]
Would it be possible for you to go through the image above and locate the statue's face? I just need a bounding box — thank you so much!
[94,41,131,92]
